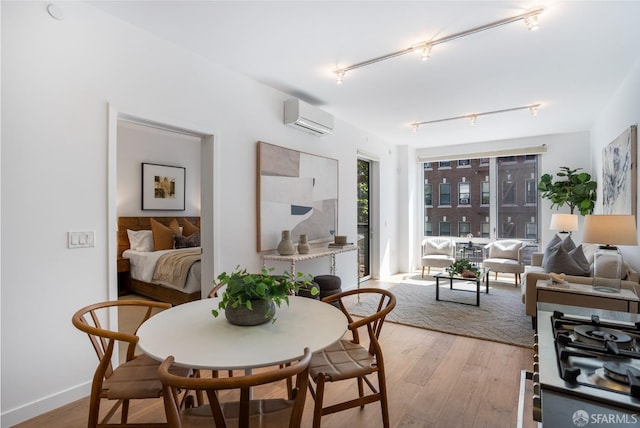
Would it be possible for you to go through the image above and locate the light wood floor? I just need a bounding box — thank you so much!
[15,275,537,428]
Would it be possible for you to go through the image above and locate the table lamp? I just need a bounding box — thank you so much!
[582,215,638,293]
[549,214,579,234]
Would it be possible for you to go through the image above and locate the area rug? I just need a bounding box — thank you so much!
[348,276,534,348]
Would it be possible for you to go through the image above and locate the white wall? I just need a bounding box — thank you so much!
[0,2,396,425]
[591,57,640,272]
[117,121,202,216]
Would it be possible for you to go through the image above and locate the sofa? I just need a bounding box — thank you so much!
[521,243,640,327]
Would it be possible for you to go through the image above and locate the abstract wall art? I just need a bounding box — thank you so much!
[257,141,338,252]
[141,162,186,211]
[602,125,637,216]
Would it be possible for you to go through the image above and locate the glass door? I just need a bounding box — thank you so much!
[357,159,371,281]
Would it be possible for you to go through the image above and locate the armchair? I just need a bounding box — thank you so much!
[420,237,456,278]
[482,240,525,286]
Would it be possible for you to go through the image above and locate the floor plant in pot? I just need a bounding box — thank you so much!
[211,266,318,325]
[537,166,597,215]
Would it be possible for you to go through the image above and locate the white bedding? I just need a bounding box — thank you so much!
[122,247,201,293]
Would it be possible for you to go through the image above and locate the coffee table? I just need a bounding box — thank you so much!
[434,268,489,306]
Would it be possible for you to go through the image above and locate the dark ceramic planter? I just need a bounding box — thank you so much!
[224,300,275,326]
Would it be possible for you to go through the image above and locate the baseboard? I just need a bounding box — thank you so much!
[1,381,91,428]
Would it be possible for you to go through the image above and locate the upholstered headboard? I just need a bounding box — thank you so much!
[117,217,200,258]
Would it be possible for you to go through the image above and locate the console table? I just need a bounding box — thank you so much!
[536,279,640,313]
[262,245,357,277]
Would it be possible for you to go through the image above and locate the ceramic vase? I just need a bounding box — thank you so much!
[298,234,310,254]
[277,230,295,255]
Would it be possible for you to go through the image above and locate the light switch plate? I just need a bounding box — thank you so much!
[68,231,95,249]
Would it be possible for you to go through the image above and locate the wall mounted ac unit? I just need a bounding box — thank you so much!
[283,99,334,136]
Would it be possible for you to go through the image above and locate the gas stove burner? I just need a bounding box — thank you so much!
[603,363,640,385]
[574,325,633,349]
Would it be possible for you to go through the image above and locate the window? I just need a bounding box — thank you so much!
[481,181,490,205]
[458,159,471,167]
[458,221,471,237]
[439,221,451,236]
[439,183,451,206]
[501,219,516,238]
[424,162,433,170]
[423,155,539,240]
[525,179,537,204]
[502,179,516,204]
[481,222,490,238]
[458,182,470,205]
[525,222,537,239]
[424,183,433,206]
[425,221,433,236]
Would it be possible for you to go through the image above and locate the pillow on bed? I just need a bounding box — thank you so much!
[151,218,177,251]
[181,218,200,237]
[126,229,154,252]
[174,232,200,249]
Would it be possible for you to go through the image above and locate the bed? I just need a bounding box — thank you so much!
[117,217,202,305]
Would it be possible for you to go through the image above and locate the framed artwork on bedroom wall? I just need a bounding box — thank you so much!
[602,125,637,216]
[141,162,186,211]
[257,141,338,252]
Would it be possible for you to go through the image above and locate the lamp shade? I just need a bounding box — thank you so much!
[582,215,638,247]
[549,214,578,233]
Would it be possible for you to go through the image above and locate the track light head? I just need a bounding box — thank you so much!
[524,13,540,31]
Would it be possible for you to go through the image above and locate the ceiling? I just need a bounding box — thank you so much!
[89,1,640,148]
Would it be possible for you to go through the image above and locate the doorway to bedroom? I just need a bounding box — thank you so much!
[110,110,217,296]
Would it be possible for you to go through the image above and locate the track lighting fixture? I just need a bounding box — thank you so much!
[410,103,541,131]
[334,8,543,83]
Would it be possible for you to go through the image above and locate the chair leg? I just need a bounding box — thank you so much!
[121,399,130,423]
[88,394,100,428]
[378,372,391,428]
[421,266,425,278]
[312,376,326,428]
[357,376,365,408]
[494,272,498,280]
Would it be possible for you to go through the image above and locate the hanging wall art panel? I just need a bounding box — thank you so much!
[257,141,338,252]
[602,125,637,216]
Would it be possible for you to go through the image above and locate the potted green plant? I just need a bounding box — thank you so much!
[446,259,480,278]
[537,166,597,215]
[211,266,318,325]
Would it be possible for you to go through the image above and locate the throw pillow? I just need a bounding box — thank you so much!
[126,229,154,252]
[174,232,201,249]
[181,218,200,237]
[544,245,591,276]
[542,234,577,270]
[151,218,175,251]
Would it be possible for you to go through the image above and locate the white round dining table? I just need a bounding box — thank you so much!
[137,296,348,370]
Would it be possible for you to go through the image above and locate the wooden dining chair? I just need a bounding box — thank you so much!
[307,288,396,428]
[72,300,194,428]
[157,348,312,428]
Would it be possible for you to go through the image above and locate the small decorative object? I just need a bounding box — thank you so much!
[277,230,295,255]
[466,233,474,248]
[334,235,347,245]
[446,259,480,278]
[211,266,318,325]
[298,234,310,254]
